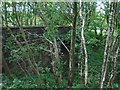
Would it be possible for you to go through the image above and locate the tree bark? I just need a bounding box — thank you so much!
[2,54,13,80]
[81,18,88,87]
[34,2,37,26]
[50,39,62,84]
[79,0,88,86]
[107,45,119,88]
[4,2,8,27]
[107,2,119,88]
[100,2,115,88]
[68,2,77,87]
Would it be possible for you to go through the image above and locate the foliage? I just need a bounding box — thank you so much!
[2,1,120,89]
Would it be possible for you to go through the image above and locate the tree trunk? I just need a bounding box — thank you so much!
[107,45,119,88]
[107,2,119,88]
[68,2,77,87]
[49,39,62,84]
[81,18,88,87]
[78,40,84,83]
[79,0,88,86]
[53,38,62,83]
[2,54,13,80]
[4,2,8,27]
[34,2,37,26]
[100,2,115,88]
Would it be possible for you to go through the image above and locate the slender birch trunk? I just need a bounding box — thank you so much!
[107,2,119,88]
[100,2,115,88]
[81,20,88,86]
[107,45,119,88]
[78,40,84,83]
[79,0,88,86]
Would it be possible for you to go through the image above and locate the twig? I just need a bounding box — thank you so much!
[58,38,70,53]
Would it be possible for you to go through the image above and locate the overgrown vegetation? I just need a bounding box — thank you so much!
[1,1,120,89]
